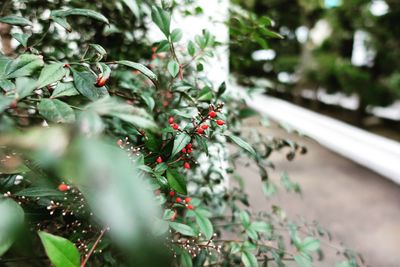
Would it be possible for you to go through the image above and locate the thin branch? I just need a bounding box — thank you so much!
[80,226,108,267]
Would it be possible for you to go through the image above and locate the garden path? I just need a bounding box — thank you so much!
[236,117,400,267]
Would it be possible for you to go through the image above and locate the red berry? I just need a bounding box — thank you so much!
[201,124,209,130]
[63,63,70,68]
[181,148,187,153]
[117,139,123,146]
[156,156,163,164]
[185,197,191,203]
[216,120,225,126]
[208,111,217,118]
[184,162,190,169]
[187,204,194,210]
[197,128,204,134]
[172,123,179,130]
[9,100,17,109]
[176,197,182,203]
[169,191,175,197]
[151,47,157,53]
[58,184,70,192]
[187,148,192,154]
[168,117,174,124]
[186,143,192,149]
[95,75,108,87]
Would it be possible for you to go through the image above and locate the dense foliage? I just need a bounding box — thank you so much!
[231,0,400,117]
[1,1,364,266]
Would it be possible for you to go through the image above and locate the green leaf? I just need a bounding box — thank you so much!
[241,251,258,267]
[151,5,171,38]
[5,54,44,79]
[38,231,80,267]
[217,81,226,97]
[194,135,208,155]
[51,16,71,32]
[0,79,14,92]
[0,16,32,26]
[171,28,183,42]
[71,68,109,100]
[36,63,68,89]
[301,237,320,253]
[226,134,257,158]
[77,111,105,136]
[0,198,24,256]
[187,40,196,56]
[15,187,63,198]
[171,133,190,157]
[166,169,187,194]
[51,82,79,98]
[89,44,107,58]
[140,92,155,110]
[240,211,250,228]
[180,250,193,267]
[0,95,15,113]
[11,33,30,47]
[122,0,140,18]
[167,60,179,78]
[294,254,312,267]
[116,60,158,82]
[195,212,213,240]
[246,227,258,240]
[15,77,36,99]
[51,9,109,24]
[156,40,170,53]
[251,221,272,234]
[38,99,76,123]
[169,222,196,236]
[197,86,213,102]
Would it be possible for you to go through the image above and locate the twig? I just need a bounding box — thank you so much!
[80,226,108,267]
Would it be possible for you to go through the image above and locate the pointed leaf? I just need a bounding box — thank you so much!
[241,251,258,267]
[71,68,108,100]
[5,54,44,79]
[0,16,32,26]
[116,60,157,82]
[151,5,171,37]
[38,231,80,267]
[226,134,257,158]
[168,60,179,78]
[195,212,213,240]
[51,9,109,24]
[166,169,187,194]
[38,99,75,123]
[171,133,190,157]
[36,63,68,89]
[169,222,196,237]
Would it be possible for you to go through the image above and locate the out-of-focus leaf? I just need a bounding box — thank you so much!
[38,99,75,123]
[38,231,80,267]
[11,33,30,47]
[241,251,258,267]
[169,222,196,236]
[16,77,36,99]
[151,5,171,38]
[122,0,140,18]
[180,250,193,267]
[15,187,63,198]
[116,60,158,82]
[0,16,32,26]
[168,60,179,78]
[226,134,257,158]
[0,198,24,256]
[171,28,183,42]
[51,9,109,24]
[194,211,213,240]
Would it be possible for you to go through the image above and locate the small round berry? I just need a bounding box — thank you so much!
[186,143,192,149]
[201,124,209,130]
[169,191,175,197]
[187,204,194,210]
[185,197,191,203]
[176,197,182,203]
[95,75,108,87]
[117,139,123,146]
[168,117,174,124]
[181,148,187,153]
[187,148,192,154]
[172,123,179,130]
[208,111,217,118]
[184,162,190,169]
[58,184,70,192]
[151,47,157,53]
[156,156,163,164]
[216,120,225,126]
[197,128,204,134]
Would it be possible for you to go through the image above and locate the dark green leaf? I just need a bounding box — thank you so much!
[0,16,32,26]
[71,68,109,100]
[180,250,193,267]
[51,9,109,24]
[15,187,63,198]
[51,82,79,98]
[5,54,44,79]
[195,212,213,240]
[166,169,187,194]
[171,133,190,157]
[38,99,75,123]
[38,231,80,267]
[51,16,71,31]
[197,86,213,102]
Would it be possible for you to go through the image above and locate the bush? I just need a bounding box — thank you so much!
[0,1,362,266]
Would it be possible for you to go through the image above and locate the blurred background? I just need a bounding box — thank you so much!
[228,0,400,266]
